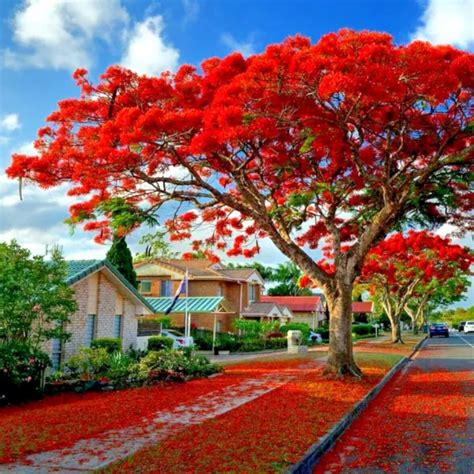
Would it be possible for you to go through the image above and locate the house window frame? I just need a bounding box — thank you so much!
[160,280,172,297]
[114,314,123,339]
[140,280,152,293]
[84,314,96,347]
[249,284,256,303]
[51,337,63,370]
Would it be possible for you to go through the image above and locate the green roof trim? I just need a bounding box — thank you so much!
[146,296,225,314]
[65,259,154,313]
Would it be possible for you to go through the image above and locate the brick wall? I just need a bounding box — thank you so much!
[60,270,139,364]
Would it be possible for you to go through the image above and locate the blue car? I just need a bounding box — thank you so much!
[429,323,449,338]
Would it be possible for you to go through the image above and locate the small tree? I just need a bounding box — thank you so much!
[0,241,77,401]
[106,236,138,288]
[405,273,470,333]
[361,231,472,343]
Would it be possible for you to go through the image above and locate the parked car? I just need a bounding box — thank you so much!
[429,323,449,338]
[463,321,474,334]
[308,331,322,344]
[161,329,194,349]
[458,321,467,332]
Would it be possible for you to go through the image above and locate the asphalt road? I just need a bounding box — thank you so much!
[315,332,474,473]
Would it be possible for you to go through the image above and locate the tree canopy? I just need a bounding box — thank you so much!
[7,30,474,375]
[360,230,473,342]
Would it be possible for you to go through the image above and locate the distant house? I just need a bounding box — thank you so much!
[46,260,154,369]
[351,301,374,323]
[260,296,327,328]
[261,296,373,328]
[135,259,281,332]
[241,302,293,324]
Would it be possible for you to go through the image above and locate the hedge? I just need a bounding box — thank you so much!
[147,336,174,351]
[91,337,122,354]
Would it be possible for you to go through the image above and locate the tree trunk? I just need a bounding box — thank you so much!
[388,316,404,343]
[324,283,362,377]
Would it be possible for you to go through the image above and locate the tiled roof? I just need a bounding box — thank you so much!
[351,301,374,313]
[146,296,225,314]
[65,259,154,312]
[261,296,373,313]
[135,258,263,282]
[260,296,323,312]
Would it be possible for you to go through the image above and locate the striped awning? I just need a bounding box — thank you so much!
[146,296,227,314]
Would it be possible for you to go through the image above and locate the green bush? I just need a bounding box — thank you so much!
[280,322,311,340]
[147,336,174,351]
[264,337,287,350]
[66,348,111,379]
[352,323,375,336]
[105,352,134,387]
[91,337,122,354]
[132,350,220,383]
[0,341,50,404]
[313,325,330,341]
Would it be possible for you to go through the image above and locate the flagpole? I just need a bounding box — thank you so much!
[185,268,189,340]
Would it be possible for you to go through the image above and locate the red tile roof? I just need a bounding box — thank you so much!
[351,301,373,313]
[261,296,373,313]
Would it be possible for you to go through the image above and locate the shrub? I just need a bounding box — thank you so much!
[66,348,111,379]
[233,319,279,339]
[132,350,220,383]
[91,337,122,354]
[352,323,375,336]
[313,325,330,341]
[0,341,50,404]
[147,336,174,351]
[105,352,134,387]
[264,337,287,350]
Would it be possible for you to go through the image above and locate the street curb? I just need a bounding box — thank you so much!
[286,336,427,474]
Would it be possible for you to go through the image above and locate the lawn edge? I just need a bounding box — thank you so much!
[286,336,427,474]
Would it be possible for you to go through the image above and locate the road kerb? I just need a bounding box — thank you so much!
[286,336,427,474]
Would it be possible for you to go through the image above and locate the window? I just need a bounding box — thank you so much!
[84,314,96,347]
[249,284,256,302]
[160,280,172,297]
[216,285,222,296]
[51,338,62,370]
[114,315,123,339]
[140,280,152,293]
[216,321,222,332]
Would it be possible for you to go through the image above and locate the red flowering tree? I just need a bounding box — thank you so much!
[361,231,473,343]
[7,30,474,375]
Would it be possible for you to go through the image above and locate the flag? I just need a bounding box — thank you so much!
[164,276,187,315]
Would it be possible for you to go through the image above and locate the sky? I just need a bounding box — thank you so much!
[0,0,473,305]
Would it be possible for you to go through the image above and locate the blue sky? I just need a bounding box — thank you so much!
[0,0,473,304]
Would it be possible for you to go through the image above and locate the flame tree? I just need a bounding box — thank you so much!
[361,231,473,343]
[7,30,474,375]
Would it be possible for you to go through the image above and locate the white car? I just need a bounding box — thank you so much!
[463,321,474,334]
[161,329,194,349]
[308,331,322,343]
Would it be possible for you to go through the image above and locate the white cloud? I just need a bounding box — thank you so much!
[0,113,21,131]
[3,0,129,70]
[120,16,179,75]
[221,33,255,57]
[410,0,474,49]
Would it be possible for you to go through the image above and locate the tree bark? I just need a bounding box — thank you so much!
[324,282,362,377]
[390,318,404,343]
